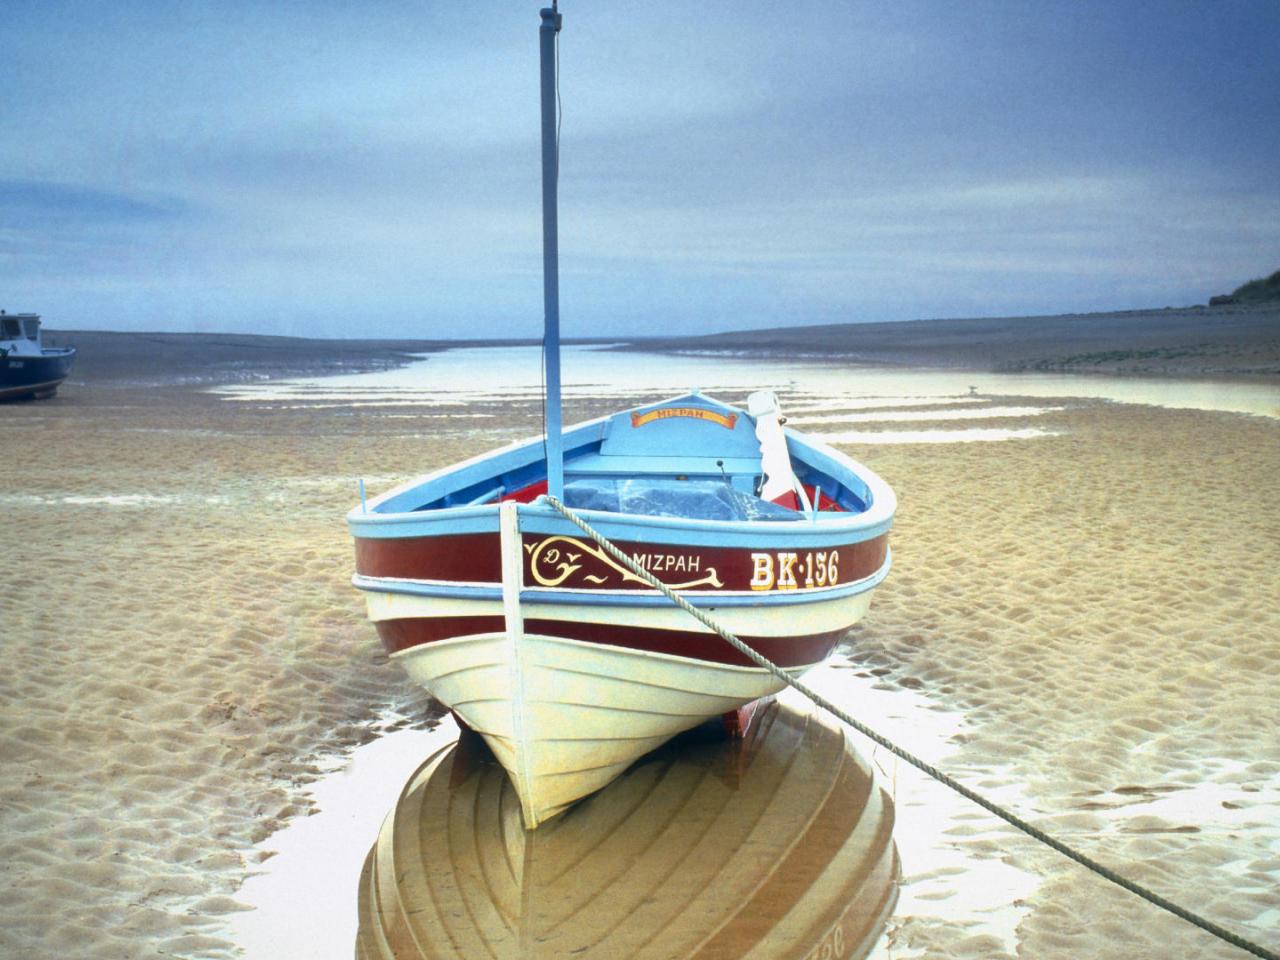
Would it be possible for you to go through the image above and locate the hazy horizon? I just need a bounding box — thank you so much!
[5,1,1279,339]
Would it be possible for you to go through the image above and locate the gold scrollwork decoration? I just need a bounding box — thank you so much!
[524,536,723,590]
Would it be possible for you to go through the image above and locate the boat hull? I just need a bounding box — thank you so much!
[0,349,75,401]
[349,393,896,826]
[356,502,887,827]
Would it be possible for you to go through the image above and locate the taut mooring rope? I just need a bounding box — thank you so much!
[542,495,1278,960]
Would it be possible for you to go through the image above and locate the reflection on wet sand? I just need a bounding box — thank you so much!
[356,702,899,959]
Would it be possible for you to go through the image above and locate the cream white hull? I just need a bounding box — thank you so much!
[394,630,809,827]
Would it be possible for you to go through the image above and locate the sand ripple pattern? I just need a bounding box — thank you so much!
[1,374,1276,959]
[853,402,1280,958]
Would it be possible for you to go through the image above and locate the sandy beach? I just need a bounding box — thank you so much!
[2,318,1278,959]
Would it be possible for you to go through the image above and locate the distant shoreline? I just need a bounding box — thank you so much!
[617,301,1280,378]
[50,300,1279,385]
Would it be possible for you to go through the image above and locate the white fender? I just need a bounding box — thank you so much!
[747,390,811,511]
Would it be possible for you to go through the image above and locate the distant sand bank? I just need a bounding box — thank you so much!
[47,300,1280,387]
[1,349,1276,959]
[42,330,446,385]
[624,302,1280,377]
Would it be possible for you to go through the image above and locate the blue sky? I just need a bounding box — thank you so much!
[3,1,1278,338]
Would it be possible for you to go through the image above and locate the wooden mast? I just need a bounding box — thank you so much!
[539,4,565,500]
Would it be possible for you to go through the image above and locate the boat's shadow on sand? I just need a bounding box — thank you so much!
[356,700,900,959]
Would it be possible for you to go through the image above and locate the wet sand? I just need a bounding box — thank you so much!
[2,339,1278,959]
[857,402,1279,957]
[49,330,492,386]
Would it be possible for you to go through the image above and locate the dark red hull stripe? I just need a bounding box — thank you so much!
[355,533,501,582]
[524,619,843,668]
[356,531,888,594]
[375,615,844,669]
[375,616,504,654]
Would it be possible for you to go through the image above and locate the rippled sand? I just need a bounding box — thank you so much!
[856,402,1280,958]
[0,386,495,959]
[1,376,1277,959]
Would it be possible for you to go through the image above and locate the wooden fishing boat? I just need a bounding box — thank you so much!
[355,701,900,960]
[346,6,895,828]
[349,390,894,827]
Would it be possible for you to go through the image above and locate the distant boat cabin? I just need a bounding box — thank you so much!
[0,312,42,342]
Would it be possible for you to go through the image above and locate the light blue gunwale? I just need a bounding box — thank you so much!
[349,499,891,547]
[351,552,890,608]
[346,392,897,546]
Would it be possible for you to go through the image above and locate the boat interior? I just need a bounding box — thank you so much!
[377,396,875,521]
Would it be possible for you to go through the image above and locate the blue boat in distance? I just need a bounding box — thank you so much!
[0,312,76,401]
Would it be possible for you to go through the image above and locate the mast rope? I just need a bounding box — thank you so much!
[541,494,1278,960]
